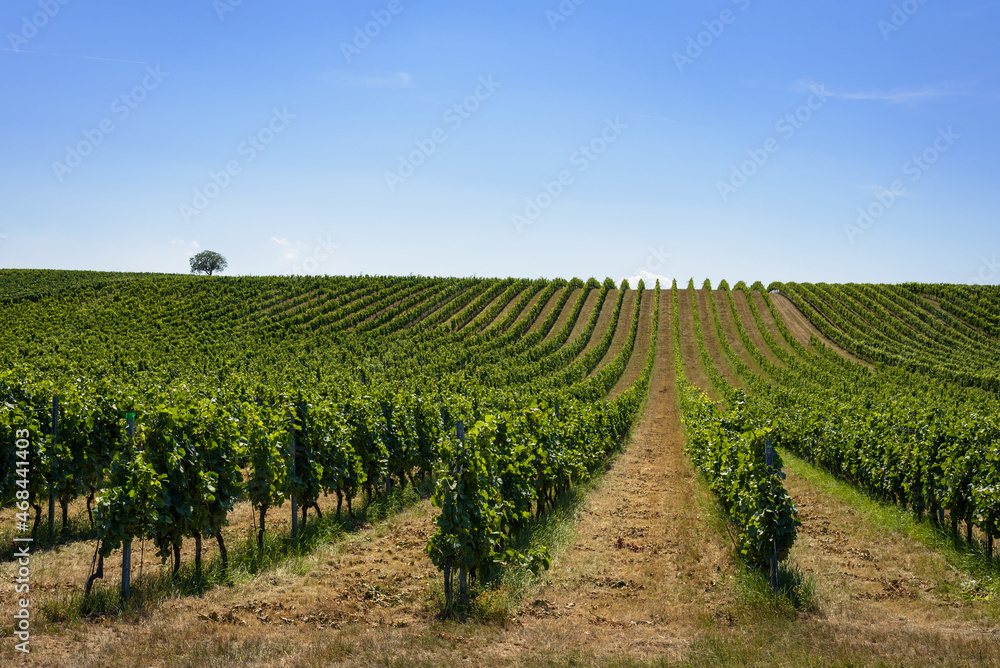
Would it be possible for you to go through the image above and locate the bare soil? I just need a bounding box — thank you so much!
[525,288,564,336]
[713,290,770,382]
[455,286,514,333]
[542,288,582,344]
[730,291,785,369]
[563,289,602,346]
[572,289,620,363]
[607,290,654,399]
[676,289,719,402]
[479,284,546,335]
[588,290,636,381]
[499,287,732,663]
[766,292,865,365]
[695,289,742,389]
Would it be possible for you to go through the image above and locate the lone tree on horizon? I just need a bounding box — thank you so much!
[190,250,228,276]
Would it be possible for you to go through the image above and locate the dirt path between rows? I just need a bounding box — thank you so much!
[588,290,636,380]
[730,291,785,369]
[607,290,653,398]
[526,288,563,335]
[542,288,582,344]
[695,289,742,389]
[676,289,719,402]
[461,286,516,333]
[498,287,733,662]
[713,290,771,382]
[562,288,602,346]
[573,289,620,363]
[769,292,866,365]
[482,285,542,334]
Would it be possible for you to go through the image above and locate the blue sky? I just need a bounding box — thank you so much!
[1,0,998,284]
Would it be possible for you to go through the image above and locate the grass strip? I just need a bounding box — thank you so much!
[780,447,1000,602]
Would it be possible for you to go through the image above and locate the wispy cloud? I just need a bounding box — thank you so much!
[794,80,973,104]
[0,48,148,65]
[271,236,307,261]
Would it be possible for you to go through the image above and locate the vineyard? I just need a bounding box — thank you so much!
[1,269,999,666]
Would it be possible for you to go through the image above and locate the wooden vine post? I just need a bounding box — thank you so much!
[765,440,778,592]
[290,406,298,541]
[456,420,467,606]
[122,412,135,602]
[48,396,58,540]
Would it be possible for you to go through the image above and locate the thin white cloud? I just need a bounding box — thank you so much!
[270,236,308,261]
[794,79,973,104]
[0,48,148,65]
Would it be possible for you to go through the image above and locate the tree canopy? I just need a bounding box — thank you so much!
[190,251,228,276]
